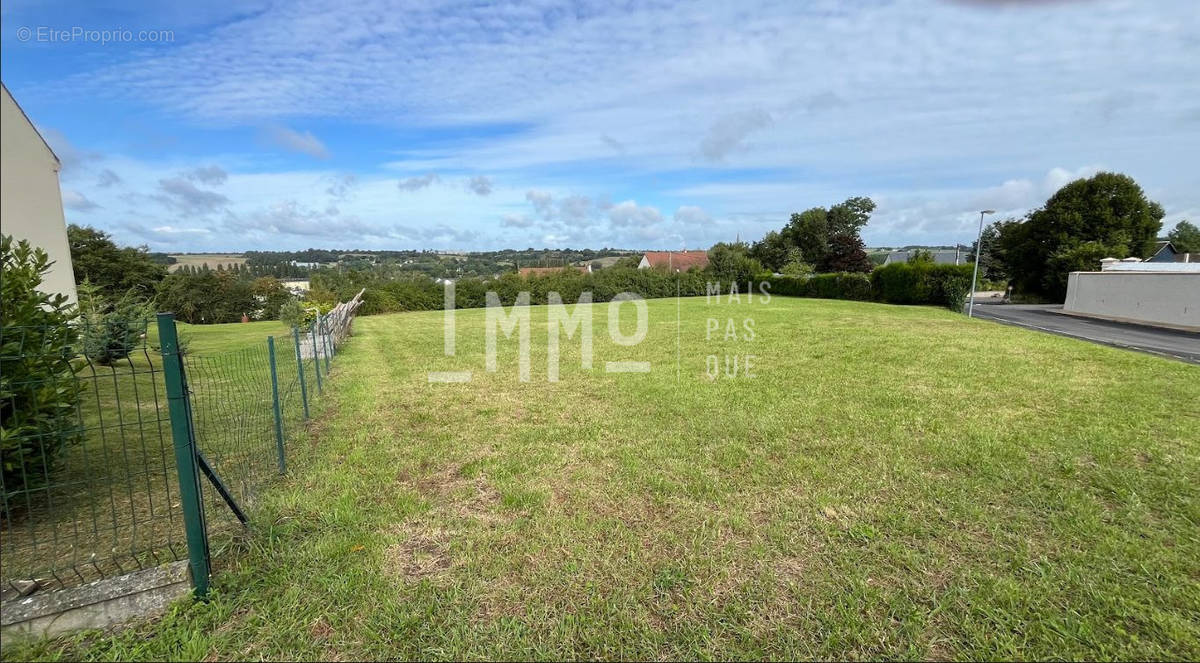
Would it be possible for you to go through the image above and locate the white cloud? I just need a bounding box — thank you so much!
[525,189,555,218]
[501,213,534,228]
[325,174,357,199]
[155,177,229,215]
[466,175,493,196]
[398,173,439,191]
[62,189,100,211]
[263,126,330,159]
[39,128,100,172]
[699,109,773,162]
[674,205,712,226]
[152,225,210,234]
[96,169,122,188]
[16,0,1197,250]
[608,200,663,227]
[185,165,228,185]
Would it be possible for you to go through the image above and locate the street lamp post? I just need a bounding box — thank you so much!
[967,210,995,317]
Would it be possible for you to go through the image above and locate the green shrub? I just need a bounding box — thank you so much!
[767,273,871,300]
[1,235,82,510]
[870,262,974,309]
[278,298,306,328]
[77,281,153,365]
[280,299,333,330]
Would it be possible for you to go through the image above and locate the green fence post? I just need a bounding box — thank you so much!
[156,312,211,598]
[321,316,332,375]
[293,327,310,420]
[267,336,286,475]
[311,323,323,394]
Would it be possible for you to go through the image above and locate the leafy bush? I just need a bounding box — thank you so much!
[870,262,974,309]
[77,281,153,365]
[280,299,333,330]
[1,235,81,510]
[768,273,871,300]
[278,298,306,328]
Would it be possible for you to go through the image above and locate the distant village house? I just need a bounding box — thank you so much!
[637,250,710,272]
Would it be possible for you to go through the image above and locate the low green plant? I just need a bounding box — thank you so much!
[0,235,81,510]
[278,298,306,329]
[77,281,154,365]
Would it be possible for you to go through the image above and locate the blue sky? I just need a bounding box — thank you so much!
[2,0,1198,252]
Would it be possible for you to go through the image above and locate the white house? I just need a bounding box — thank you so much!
[1,83,77,304]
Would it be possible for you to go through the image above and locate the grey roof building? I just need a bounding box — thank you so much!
[881,249,967,266]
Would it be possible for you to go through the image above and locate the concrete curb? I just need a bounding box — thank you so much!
[1,561,191,643]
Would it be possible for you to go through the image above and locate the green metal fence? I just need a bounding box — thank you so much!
[1,293,362,601]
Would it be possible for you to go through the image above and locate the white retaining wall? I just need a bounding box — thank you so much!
[1064,271,1200,330]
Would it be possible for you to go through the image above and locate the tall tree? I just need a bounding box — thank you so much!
[156,270,256,324]
[67,225,167,298]
[968,219,1015,283]
[749,230,791,272]
[826,196,876,236]
[820,233,873,273]
[1001,172,1163,300]
[1167,220,1199,253]
[707,242,764,283]
[783,207,830,267]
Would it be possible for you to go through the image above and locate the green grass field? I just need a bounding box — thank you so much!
[10,296,1199,660]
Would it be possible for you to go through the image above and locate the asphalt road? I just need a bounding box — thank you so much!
[972,304,1200,364]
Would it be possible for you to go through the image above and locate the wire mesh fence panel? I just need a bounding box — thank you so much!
[2,295,364,601]
[1,320,185,598]
[183,343,279,537]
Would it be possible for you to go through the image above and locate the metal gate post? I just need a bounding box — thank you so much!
[267,336,286,475]
[156,312,211,598]
[293,327,310,419]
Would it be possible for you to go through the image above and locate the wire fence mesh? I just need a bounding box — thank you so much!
[1,319,184,599]
[1,291,363,600]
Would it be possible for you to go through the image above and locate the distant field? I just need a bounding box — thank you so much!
[168,253,246,272]
[12,298,1199,660]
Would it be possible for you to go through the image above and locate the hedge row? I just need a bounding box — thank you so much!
[349,268,716,315]
[768,262,974,310]
[768,272,872,301]
[324,262,974,316]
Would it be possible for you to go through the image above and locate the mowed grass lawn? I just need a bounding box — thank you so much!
[14,296,1199,660]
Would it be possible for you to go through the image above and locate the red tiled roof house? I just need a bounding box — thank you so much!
[637,250,710,272]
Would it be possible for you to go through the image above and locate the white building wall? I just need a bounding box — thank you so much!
[1063,271,1200,330]
[1098,260,1200,273]
[1,85,77,304]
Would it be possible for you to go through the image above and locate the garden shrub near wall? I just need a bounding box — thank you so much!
[1,236,81,510]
